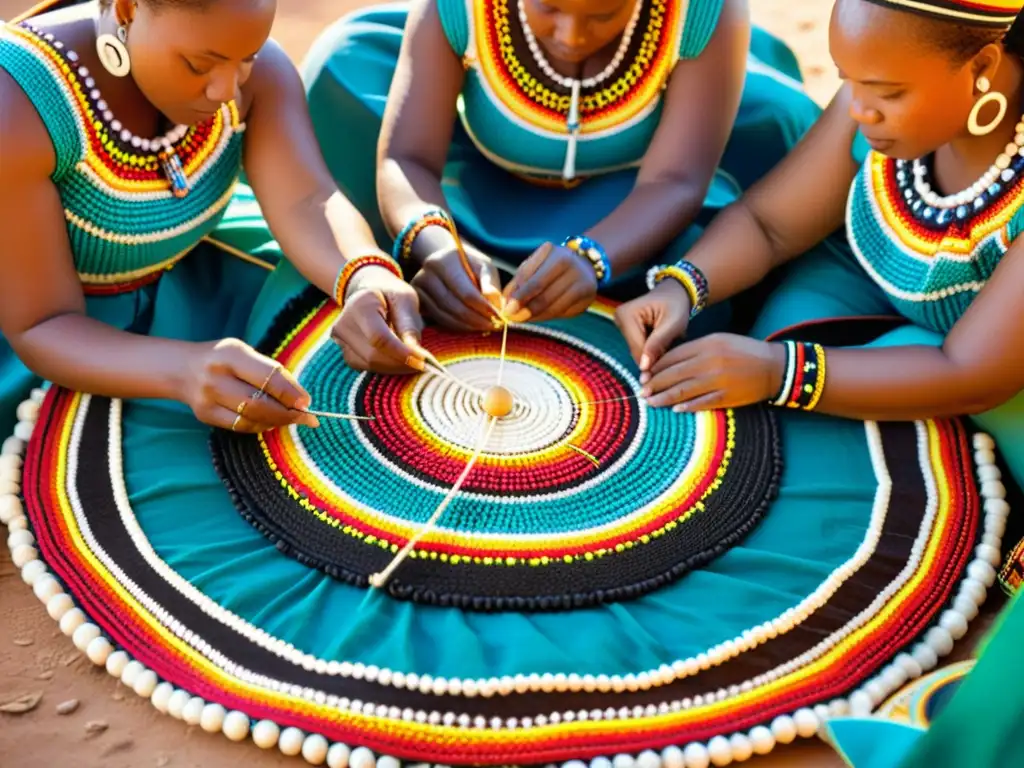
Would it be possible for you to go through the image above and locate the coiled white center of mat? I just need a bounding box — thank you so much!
[413,359,576,455]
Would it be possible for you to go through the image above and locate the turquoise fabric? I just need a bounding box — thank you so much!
[433,0,726,178]
[0,22,245,285]
[121,384,882,676]
[751,234,1024,490]
[291,3,822,308]
[751,213,1024,768]
[825,593,1024,768]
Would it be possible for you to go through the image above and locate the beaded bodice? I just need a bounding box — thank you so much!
[847,144,1024,334]
[437,0,723,181]
[0,21,245,294]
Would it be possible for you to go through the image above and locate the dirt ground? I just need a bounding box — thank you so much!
[0,2,869,767]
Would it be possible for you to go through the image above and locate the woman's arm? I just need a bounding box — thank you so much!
[615,85,861,364]
[242,40,425,369]
[586,0,750,275]
[0,73,312,431]
[678,83,861,304]
[0,73,187,401]
[807,241,1024,420]
[376,0,466,262]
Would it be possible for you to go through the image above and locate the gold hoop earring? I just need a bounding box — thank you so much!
[96,24,131,78]
[968,76,1007,136]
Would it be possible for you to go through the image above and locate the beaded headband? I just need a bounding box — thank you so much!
[863,0,1022,26]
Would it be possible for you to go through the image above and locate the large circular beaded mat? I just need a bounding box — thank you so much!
[211,292,781,610]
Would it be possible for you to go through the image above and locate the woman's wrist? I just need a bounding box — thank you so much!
[769,340,827,410]
[392,208,461,266]
[562,235,612,289]
[333,254,403,307]
[646,260,708,319]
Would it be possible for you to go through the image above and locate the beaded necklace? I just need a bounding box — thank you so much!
[516,0,643,180]
[895,112,1024,229]
[19,19,219,199]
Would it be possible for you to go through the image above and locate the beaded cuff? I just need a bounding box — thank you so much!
[645,260,709,319]
[771,341,827,411]
[332,255,402,308]
[392,209,458,264]
[562,235,612,289]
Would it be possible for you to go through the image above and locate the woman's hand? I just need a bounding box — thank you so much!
[333,265,427,374]
[641,333,786,412]
[614,279,693,381]
[185,338,319,432]
[411,245,503,332]
[503,243,597,323]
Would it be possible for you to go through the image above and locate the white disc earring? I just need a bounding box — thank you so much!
[968,76,1007,137]
[96,25,131,78]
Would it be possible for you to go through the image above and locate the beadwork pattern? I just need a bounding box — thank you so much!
[474,0,680,135]
[9,384,1006,766]
[212,290,781,609]
[1000,534,1023,594]
[0,22,245,294]
[847,149,1024,334]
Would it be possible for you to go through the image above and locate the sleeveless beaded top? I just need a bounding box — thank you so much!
[0,21,245,295]
[436,0,724,181]
[847,136,1024,334]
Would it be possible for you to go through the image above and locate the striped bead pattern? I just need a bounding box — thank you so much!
[5,381,1006,766]
[846,149,1024,334]
[0,22,245,294]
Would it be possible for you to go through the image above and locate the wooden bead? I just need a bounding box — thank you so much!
[482,386,514,418]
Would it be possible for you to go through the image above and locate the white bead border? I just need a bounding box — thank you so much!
[2,393,1008,768]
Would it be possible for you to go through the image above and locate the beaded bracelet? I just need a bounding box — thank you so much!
[644,260,709,319]
[392,208,458,264]
[770,340,827,410]
[332,254,403,308]
[562,235,612,290]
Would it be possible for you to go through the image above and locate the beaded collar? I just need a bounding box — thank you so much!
[470,0,685,136]
[865,147,1024,257]
[11,20,243,199]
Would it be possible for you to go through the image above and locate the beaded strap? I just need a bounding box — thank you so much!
[645,260,709,319]
[392,209,459,264]
[332,255,402,308]
[562,235,612,289]
[770,341,827,411]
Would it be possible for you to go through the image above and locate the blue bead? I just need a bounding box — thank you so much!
[1013,155,1024,172]
[936,209,952,226]
[955,205,969,221]
[896,170,908,185]
[903,187,914,201]
[911,199,924,213]
[922,206,935,220]
[989,183,1002,196]
[973,195,987,211]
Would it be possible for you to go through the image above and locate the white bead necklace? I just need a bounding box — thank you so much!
[912,114,1024,210]
[516,0,643,180]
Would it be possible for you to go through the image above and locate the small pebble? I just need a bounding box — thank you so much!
[85,720,109,736]
[13,638,33,647]
[56,698,80,715]
[37,671,54,681]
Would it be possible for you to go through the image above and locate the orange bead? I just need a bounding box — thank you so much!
[482,386,514,418]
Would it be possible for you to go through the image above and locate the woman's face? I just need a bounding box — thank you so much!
[829,0,988,160]
[521,0,637,65]
[115,0,276,126]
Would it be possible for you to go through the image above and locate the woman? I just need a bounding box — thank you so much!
[614,0,1024,764]
[274,0,822,356]
[0,0,425,441]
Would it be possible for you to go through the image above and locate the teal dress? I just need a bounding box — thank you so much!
[267,0,823,329]
[750,133,1024,767]
[1,13,1011,768]
[0,19,278,440]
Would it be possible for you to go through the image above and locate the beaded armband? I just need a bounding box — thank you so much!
[770,341,827,411]
[332,254,403,308]
[645,260,709,319]
[392,208,458,264]
[562,235,612,290]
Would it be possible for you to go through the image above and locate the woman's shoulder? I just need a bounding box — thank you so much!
[0,67,57,182]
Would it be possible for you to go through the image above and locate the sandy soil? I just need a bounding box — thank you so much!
[0,2,877,767]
